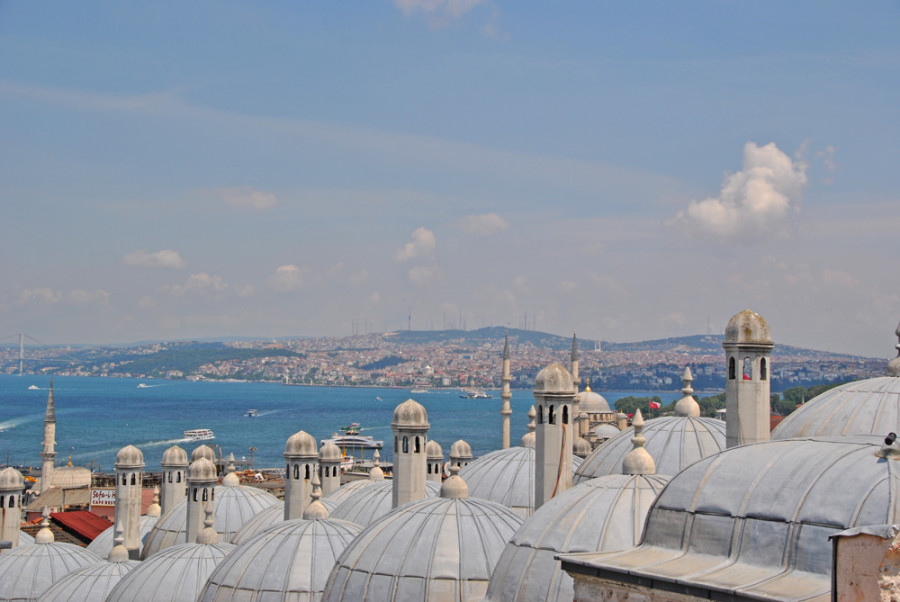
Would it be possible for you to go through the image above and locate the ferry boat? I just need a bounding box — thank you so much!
[410,387,430,394]
[28,385,39,390]
[184,428,215,441]
[246,409,258,417]
[137,383,150,389]
[322,423,382,450]
[459,390,493,399]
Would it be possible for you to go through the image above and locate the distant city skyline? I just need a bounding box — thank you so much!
[1,2,898,357]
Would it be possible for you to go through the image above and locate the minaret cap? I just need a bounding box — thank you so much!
[196,499,218,545]
[302,472,328,520]
[44,381,56,422]
[108,527,129,562]
[35,509,54,544]
[440,465,469,499]
[369,449,384,481]
[622,410,656,475]
[503,331,510,360]
[724,309,773,347]
[392,399,429,429]
[146,487,161,517]
[674,366,701,418]
[534,363,575,396]
[887,319,900,377]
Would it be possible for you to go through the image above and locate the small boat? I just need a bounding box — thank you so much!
[410,387,430,394]
[459,390,493,399]
[246,409,258,417]
[28,385,39,390]
[137,383,150,389]
[375,396,383,402]
[184,429,215,441]
[341,422,361,434]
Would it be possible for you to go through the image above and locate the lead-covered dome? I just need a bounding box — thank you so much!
[115,445,144,468]
[86,514,159,557]
[285,431,317,457]
[772,376,900,439]
[318,441,342,462]
[229,496,340,545]
[329,480,441,527]
[49,465,91,489]
[37,556,140,602]
[574,387,610,413]
[534,363,575,396]
[190,444,215,463]
[724,308,772,345]
[0,466,24,490]
[560,436,900,601]
[0,538,101,600]
[485,473,670,602]
[392,399,429,429]
[574,416,725,482]
[161,445,188,466]
[322,482,523,601]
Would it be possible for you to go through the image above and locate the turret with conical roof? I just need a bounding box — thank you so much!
[724,309,774,448]
[426,439,443,482]
[40,381,57,492]
[114,445,144,558]
[186,456,217,544]
[284,430,318,520]
[160,445,187,516]
[0,467,24,547]
[534,363,576,509]
[500,331,513,449]
[391,399,429,508]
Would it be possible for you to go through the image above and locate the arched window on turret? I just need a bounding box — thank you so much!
[562,406,569,425]
[414,436,421,453]
[743,358,752,380]
[0,496,5,508]
[333,467,338,477]
[537,405,544,424]
[293,464,299,480]
[193,488,198,502]
[729,357,736,380]
[427,463,432,474]
[202,487,208,502]
[305,465,310,480]
[394,436,398,452]
[122,474,127,486]
[176,471,181,483]
[131,473,136,485]
[760,358,768,381]
[403,436,409,453]
[9,495,14,508]
[167,472,172,483]
[548,405,556,425]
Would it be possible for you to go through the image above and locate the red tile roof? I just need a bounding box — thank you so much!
[50,511,112,542]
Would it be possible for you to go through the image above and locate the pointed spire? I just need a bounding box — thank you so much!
[521,405,537,448]
[503,330,510,360]
[196,497,218,545]
[571,330,578,361]
[622,409,655,475]
[108,527,129,562]
[44,380,56,423]
[146,486,161,517]
[369,449,384,481]
[35,508,54,543]
[303,470,328,520]
[674,366,701,417]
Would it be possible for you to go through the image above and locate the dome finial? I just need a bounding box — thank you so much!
[888,319,900,377]
[440,464,469,499]
[223,452,240,486]
[146,486,161,517]
[369,449,384,481]
[35,508,54,543]
[622,409,656,475]
[521,406,537,447]
[674,366,701,417]
[196,497,218,545]
[584,377,591,392]
[108,526,129,562]
[303,469,329,519]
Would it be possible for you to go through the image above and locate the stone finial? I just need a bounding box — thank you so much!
[521,405,537,447]
[196,498,218,545]
[888,319,900,377]
[439,465,468,499]
[226,453,236,473]
[146,486,161,517]
[674,366,701,418]
[302,471,328,520]
[622,410,656,475]
[108,527,129,562]
[35,508,54,544]
[369,449,384,481]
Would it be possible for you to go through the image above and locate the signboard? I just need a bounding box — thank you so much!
[90,488,116,507]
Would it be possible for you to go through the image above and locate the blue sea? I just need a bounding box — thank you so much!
[0,374,681,472]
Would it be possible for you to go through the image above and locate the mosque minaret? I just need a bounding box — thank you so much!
[500,331,513,449]
[160,445,187,516]
[40,381,57,492]
[571,330,580,391]
[723,309,774,448]
[283,430,318,519]
[534,362,576,509]
[185,456,217,544]
[318,441,342,497]
[0,467,24,548]
[391,398,429,508]
[114,445,144,559]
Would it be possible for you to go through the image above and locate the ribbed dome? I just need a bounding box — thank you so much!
[426,439,443,460]
[322,495,523,602]
[724,308,772,345]
[115,445,144,468]
[485,473,670,602]
[108,541,235,602]
[0,466,24,490]
[199,517,363,601]
[561,436,900,601]
[0,541,101,601]
[575,416,725,482]
[322,479,375,507]
[460,446,584,518]
[592,423,621,441]
[329,480,441,527]
[574,388,610,413]
[86,514,159,557]
[318,441,342,462]
[392,399,429,429]
[37,557,140,602]
[772,376,900,439]
[161,445,188,466]
[230,497,340,546]
[450,439,473,459]
[141,483,279,558]
[534,363,575,395]
[190,444,215,463]
[285,431,317,457]
[189,457,217,481]
[49,465,91,489]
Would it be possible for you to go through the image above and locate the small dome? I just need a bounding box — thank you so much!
[534,363,575,396]
[108,541,235,602]
[322,495,523,602]
[230,497,340,545]
[115,445,144,468]
[318,441,342,462]
[189,457,217,482]
[392,399,429,429]
[573,435,592,458]
[724,308,772,345]
[0,467,24,491]
[484,473,669,602]
[329,480,441,527]
[460,446,584,518]
[0,541,101,601]
[37,557,140,602]
[200,517,363,602]
[190,444,216,463]
[450,439,473,459]
[87,514,159,557]
[284,430,317,457]
[426,439,443,460]
[49,465,91,489]
[575,415,726,482]
[141,483,279,558]
[574,388,610,413]
[161,445,188,467]
[772,376,900,439]
[592,423,621,441]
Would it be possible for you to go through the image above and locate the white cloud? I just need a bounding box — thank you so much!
[17,288,108,306]
[408,265,438,285]
[205,186,278,210]
[267,265,307,292]
[67,289,110,306]
[122,249,187,269]
[672,142,808,240]
[19,288,62,305]
[454,212,509,235]
[166,272,228,296]
[394,0,485,19]
[395,227,436,262]
[558,280,577,292]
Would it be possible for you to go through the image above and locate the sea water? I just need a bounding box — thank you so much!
[0,374,681,472]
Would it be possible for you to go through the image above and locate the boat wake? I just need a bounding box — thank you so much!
[71,438,192,462]
[255,410,279,417]
[0,414,43,432]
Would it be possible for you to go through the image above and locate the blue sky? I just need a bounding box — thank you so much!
[1,1,898,357]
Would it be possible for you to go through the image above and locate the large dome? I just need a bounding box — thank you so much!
[459,446,584,518]
[772,376,900,439]
[86,514,159,557]
[560,436,900,601]
[329,480,441,527]
[199,516,363,601]
[141,482,279,558]
[485,473,669,602]
[574,415,725,482]
[230,497,340,545]
[322,486,523,601]
[574,388,610,413]
[0,539,101,601]
[36,557,139,602]
[48,465,91,489]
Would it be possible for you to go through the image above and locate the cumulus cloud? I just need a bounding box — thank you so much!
[122,249,186,269]
[205,186,278,210]
[19,288,62,305]
[394,0,485,19]
[165,272,228,296]
[267,265,307,292]
[395,227,436,262]
[453,212,509,235]
[672,142,808,240]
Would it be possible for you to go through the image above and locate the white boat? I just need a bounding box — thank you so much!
[246,409,258,417]
[137,383,150,389]
[410,387,430,394]
[459,390,493,399]
[184,429,215,441]
[321,433,383,450]
[28,385,39,390]
[340,456,355,471]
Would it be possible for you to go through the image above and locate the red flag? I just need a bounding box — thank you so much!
[649,401,661,409]
[743,373,751,380]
